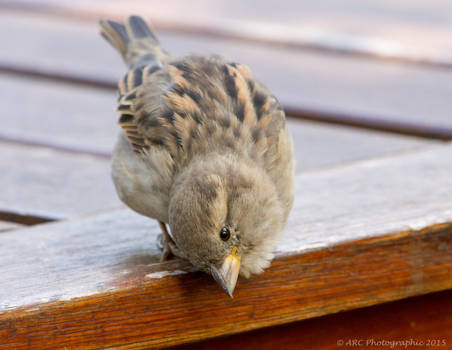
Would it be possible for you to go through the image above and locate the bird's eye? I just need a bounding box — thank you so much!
[219,226,230,241]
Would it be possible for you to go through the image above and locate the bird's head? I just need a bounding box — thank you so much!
[168,154,284,297]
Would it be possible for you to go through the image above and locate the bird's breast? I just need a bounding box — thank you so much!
[112,132,171,223]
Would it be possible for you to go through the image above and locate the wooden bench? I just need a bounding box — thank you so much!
[0,2,451,349]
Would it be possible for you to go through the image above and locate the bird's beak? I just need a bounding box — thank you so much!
[210,246,241,298]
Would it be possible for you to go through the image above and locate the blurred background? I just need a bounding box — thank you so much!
[0,0,451,222]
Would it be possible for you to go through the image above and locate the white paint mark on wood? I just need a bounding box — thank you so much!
[145,270,188,279]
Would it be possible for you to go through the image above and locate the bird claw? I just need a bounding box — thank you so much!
[157,221,174,262]
[158,234,173,261]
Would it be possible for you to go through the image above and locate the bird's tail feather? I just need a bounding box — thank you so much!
[100,15,168,69]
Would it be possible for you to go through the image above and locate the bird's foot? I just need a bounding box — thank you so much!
[157,221,175,262]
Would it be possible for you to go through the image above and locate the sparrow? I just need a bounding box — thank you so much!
[100,16,295,297]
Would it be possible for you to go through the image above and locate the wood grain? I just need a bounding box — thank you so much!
[1,144,451,348]
[1,13,452,138]
[0,142,122,220]
[0,223,450,349]
[3,0,452,68]
[171,290,452,350]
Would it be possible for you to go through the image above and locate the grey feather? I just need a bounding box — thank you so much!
[128,15,159,41]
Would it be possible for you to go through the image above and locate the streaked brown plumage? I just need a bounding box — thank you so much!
[100,16,295,297]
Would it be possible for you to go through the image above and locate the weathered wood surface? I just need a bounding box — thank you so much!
[3,0,452,68]
[287,120,435,171]
[0,221,23,233]
[0,142,122,220]
[1,13,452,138]
[0,73,436,221]
[1,75,435,174]
[1,144,451,348]
[171,290,452,350]
[0,221,450,349]
[0,75,116,157]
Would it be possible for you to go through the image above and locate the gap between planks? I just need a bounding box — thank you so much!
[0,212,53,226]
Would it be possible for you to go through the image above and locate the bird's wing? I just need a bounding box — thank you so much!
[115,64,163,154]
[116,55,290,163]
[116,61,194,159]
[256,84,295,222]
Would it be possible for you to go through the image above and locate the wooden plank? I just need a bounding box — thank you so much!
[0,75,117,157]
[0,74,434,220]
[0,142,122,220]
[288,120,433,171]
[1,13,452,138]
[1,144,451,348]
[0,221,23,233]
[171,290,452,350]
[3,0,452,68]
[1,75,434,174]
